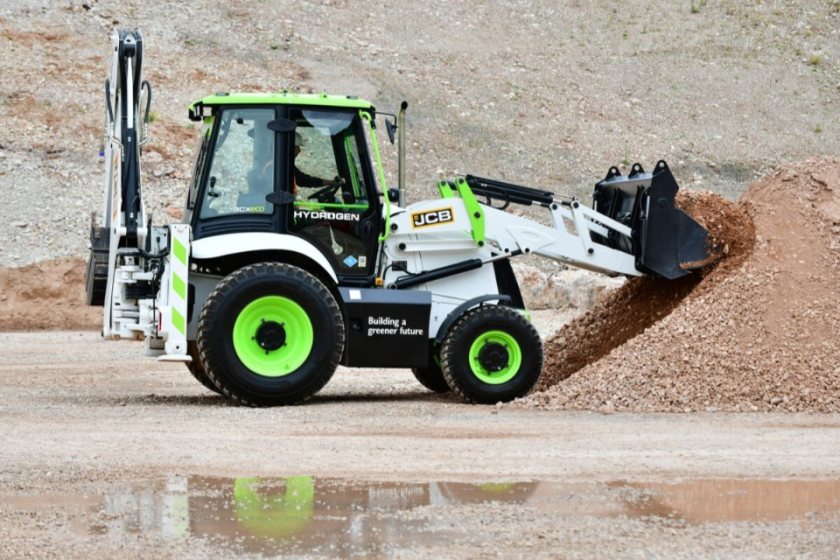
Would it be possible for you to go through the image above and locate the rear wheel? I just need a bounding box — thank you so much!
[186,341,222,395]
[440,306,542,404]
[197,262,344,406]
[411,347,450,393]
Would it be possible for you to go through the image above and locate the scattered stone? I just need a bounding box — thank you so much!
[516,158,840,414]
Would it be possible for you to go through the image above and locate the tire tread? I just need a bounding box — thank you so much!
[440,305,542,404]
[196,262,344,406]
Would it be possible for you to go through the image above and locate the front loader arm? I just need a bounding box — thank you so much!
[387,161,711,283]
[482,202,641,277]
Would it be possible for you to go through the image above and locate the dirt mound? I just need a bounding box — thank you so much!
[0,257,100,331]
[521,157,840,413]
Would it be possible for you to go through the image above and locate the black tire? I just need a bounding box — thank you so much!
[196,262,344,406]
[440,306,543,404]
[411,348,450,393]
[185,341,223,395]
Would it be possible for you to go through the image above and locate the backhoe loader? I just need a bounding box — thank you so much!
[86,30,712,405]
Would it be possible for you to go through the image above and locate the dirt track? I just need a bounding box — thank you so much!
[2,325,840,558]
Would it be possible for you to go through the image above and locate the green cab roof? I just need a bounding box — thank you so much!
[189,92,375,120]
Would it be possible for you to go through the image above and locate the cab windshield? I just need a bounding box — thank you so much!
[199,108,275,219]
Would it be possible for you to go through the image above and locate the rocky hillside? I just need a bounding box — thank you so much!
[1,0,838,267]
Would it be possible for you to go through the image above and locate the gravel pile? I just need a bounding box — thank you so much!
[519,158,840,413]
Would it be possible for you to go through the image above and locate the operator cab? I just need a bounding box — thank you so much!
[184,95,383,285]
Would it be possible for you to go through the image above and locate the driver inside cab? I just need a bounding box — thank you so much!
[293,131,339,195]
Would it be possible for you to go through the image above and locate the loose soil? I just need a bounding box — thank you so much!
[521,157,840,413]
[0,257,100,331]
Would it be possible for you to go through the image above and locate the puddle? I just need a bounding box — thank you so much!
[614,479,840,523]
[3,477,840,556]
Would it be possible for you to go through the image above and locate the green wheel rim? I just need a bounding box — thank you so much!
[233,296,313,377]
[468,330,522,385]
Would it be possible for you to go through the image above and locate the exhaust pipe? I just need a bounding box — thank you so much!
[397,101,407,207]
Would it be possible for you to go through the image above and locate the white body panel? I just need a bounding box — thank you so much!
[191,232,339,283]
[380,192,642,338]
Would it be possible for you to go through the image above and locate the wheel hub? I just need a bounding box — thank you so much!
[477,342,509,372]
[254,320,286,352]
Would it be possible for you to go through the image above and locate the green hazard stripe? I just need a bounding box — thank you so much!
[171,308,186,335]
[172,273,187,300]
[172,238,188,266]
[361,111,390,242]
[455,177,485,245]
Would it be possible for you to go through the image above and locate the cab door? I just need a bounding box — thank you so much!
[285,108,381,286]
[191,106,284,240]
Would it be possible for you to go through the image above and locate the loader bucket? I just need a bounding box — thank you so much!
[592,160,710,280]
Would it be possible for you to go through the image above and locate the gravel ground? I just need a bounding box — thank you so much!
[1,328,839,558]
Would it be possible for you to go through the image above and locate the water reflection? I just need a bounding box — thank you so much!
[93,477,538,556]
[4,477,840,556]
[613,479,840,523]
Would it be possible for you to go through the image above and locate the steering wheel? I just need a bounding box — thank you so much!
[308,178,345,203]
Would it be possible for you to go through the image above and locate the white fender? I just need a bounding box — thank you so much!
[190,232,338,283]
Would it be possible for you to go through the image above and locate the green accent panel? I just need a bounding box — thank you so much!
[344,136,362,197]
[232,296,314,377]
[293,202,368,210]
[171,308,186,335]
[234,477,315,538]
[172,273,187,300]
[361,111,391,242]
[437,180,455,198]
[455,177,485,245]
[191,92,374,111]
[468,330,522,385]
[172,238,188,266]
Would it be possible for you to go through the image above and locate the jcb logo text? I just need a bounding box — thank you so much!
[411,208,454,228]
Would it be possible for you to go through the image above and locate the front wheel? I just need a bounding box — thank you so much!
[440,306,542,404]
[197,263,344,406]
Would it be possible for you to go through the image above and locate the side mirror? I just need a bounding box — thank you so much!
[385,118,396,145]
[386,188,400,203]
